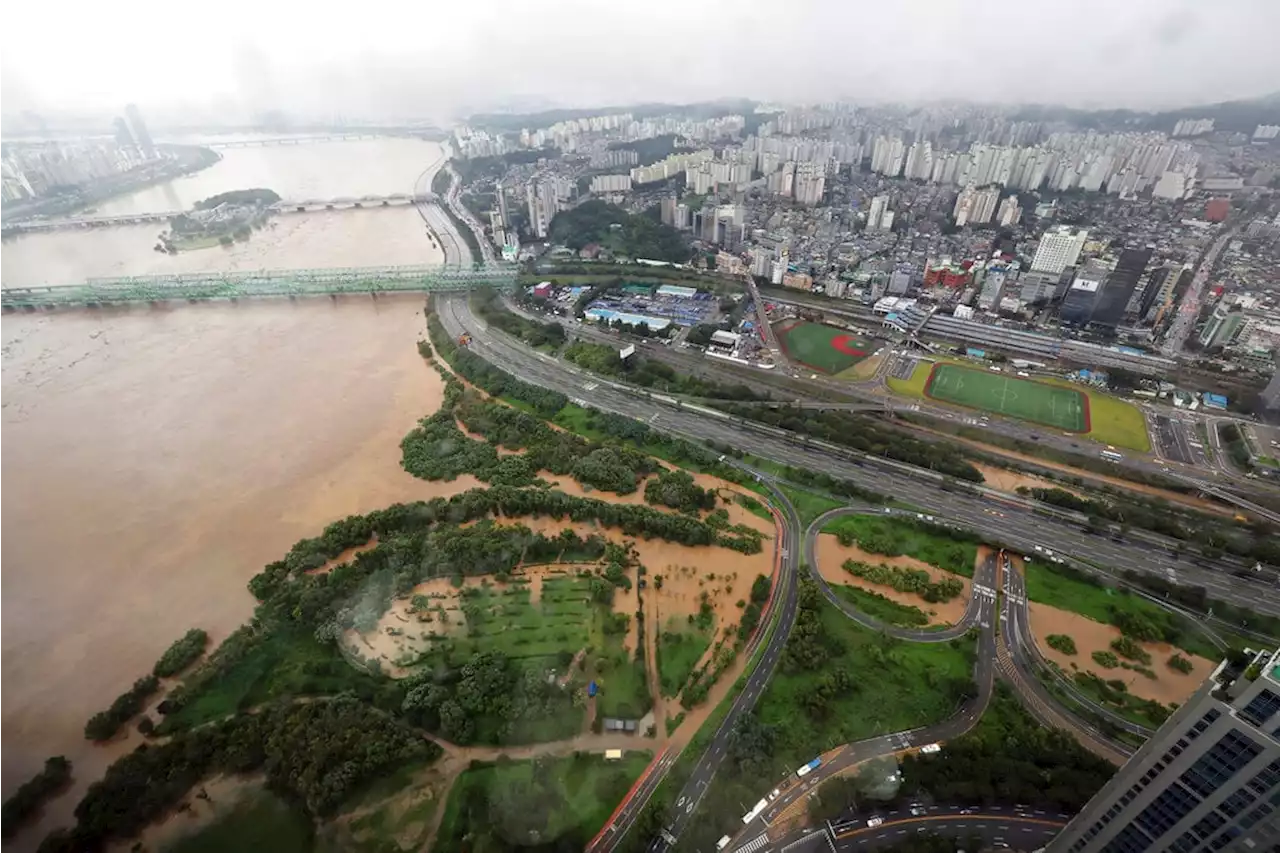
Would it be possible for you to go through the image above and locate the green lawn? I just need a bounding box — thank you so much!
[755,602,975,756]
[165,790,311,853]
[159,628,401,733]
[889,361,1151,452]
[926,364,1088,432]
[778,321,880,374]
[831,584,930,627]
[657,619,713,697]
[674,589,975,853]
[1078,386,1153,452]
[779,484,845,529]
[1021,559,1218,660]
[435,752,651,850]
[822,515,979,577]
[596,644,651,720]
[415,578,600,665]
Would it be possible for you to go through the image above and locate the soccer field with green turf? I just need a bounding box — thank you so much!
[924,364,1090,432]
[777,321,880,374]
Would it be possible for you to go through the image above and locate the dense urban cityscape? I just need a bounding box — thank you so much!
[5,10,1280,853]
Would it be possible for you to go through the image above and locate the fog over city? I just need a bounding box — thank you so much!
[4,0,1280,125]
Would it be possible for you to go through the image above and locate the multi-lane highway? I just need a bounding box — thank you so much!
[438,293,1280,621]
[501,293,1280,523]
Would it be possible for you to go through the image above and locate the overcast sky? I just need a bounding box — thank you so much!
[4,0,1280,124]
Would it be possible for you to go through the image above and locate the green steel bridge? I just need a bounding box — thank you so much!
[0,264,521,309]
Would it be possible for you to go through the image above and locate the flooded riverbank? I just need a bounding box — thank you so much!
[0,295,469,831]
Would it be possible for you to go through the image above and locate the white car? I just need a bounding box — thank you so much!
[920,743,941,754]
[769,788,781,802]
[910,806,927,816]
[867,817,884,828]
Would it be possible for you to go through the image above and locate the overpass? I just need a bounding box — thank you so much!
[4,195,436,232]
[0,264,520,309]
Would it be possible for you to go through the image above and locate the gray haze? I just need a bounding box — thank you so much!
[4,0,1280,124]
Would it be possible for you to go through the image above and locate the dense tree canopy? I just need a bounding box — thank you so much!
[548,200,691,263]
[42,697,436,852]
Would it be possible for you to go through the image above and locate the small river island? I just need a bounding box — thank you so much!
[157,188,281,253]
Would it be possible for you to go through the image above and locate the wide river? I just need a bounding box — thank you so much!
[0,138,468,844]
[1,137,446,287]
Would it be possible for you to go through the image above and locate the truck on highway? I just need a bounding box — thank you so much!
[742,798,768,824]
[717,837,731,851]
[796,757,822,778]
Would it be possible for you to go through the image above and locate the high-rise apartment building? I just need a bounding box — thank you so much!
[997,194,1021,227]
[969,187,1001,225]
[1047,648,1280,853]
[525,176,562,239]
[953,186,976,226]
[866,195,889,232]
[793,162,825,206]
[1031,226,1089,275]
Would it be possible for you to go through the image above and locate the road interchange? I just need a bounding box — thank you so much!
[426,195,1272,852]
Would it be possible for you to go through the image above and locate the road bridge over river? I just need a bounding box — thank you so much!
[6,194,437,232]
[0,263,520,309]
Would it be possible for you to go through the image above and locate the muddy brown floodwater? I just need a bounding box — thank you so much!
[0,295,471,840]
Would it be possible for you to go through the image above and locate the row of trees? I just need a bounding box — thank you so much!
[2,756,71,839]
[152,628,209,678]
[713,403,983,482]
[840,560,964,603]
[42,697,436,852]
[84,676,159,741]
[561,340,765,401]
[1021,485,1279,565]
[428,313,568,416]
[473,288,567,350]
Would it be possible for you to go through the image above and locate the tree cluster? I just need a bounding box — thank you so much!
[644,468,718,513]
[473,288,566,350]
[43,697,435,852]
[400,651,579,745]
[437,753,638,852]
[2,756,72,839]
[714,403,983,482]
[898,685,1114,811]
[547,199,691,263]
[562,340,765,400]
[840,560,963,603]
[84,676,160,741]
[428,313,568,416]
[783,578,846,673]
[1046,634,1078,655]
[193,188,280,210]
[152,628,210,678]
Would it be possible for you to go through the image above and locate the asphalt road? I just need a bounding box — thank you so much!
[829,806,1067,852]
[440,292,1280,621]
[804,507,997,643]
[640,478,803,853]
[719,517,999,853]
